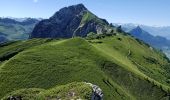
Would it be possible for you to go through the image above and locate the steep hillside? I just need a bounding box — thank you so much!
[0,36,170,99]
[31,4,114,38]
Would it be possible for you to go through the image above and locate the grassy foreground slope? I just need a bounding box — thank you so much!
[2,82,92,100]
[0,38,132,100]
[0,37,170,99]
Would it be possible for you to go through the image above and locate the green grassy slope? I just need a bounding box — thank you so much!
[91,34,170,99]
[0,39,53,64]
[0,38,132,100]
[2,82,92,100]
[0,37,170,99]
[92,34,170,87]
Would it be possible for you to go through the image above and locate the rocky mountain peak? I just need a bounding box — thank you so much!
[60,3,87,13]
[30,4,112,39]
[50,4,87,20]
[130,26,146,36]
[135,26,143,32]
[136,26,141,29]
[66,3,87,12]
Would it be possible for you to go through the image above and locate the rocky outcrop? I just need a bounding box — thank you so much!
[30,4,112,39]
[85,82,103,100]
[7,96,22,100]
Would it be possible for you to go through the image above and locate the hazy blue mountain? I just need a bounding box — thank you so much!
[129,26,170,58]
[0,17,41,42]
[141,26,170,39]
[130,26,170,49]
[0,32,8,43]
[113,23,170,39]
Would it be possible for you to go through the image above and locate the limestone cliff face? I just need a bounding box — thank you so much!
[30,4,112,38]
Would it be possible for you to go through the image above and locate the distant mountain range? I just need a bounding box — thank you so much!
[0,17,41,42]
[116,24,170,58]
[129,26,170,49]
[113,23,170,39]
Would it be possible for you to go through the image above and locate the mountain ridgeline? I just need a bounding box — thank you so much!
[1,4,170,100]
[31,4,113,38]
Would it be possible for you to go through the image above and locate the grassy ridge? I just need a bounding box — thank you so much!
[0,37,170,99]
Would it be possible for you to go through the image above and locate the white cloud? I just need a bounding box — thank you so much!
[33,0,38,3]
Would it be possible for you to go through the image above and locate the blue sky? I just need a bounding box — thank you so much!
[0,0,170,26]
